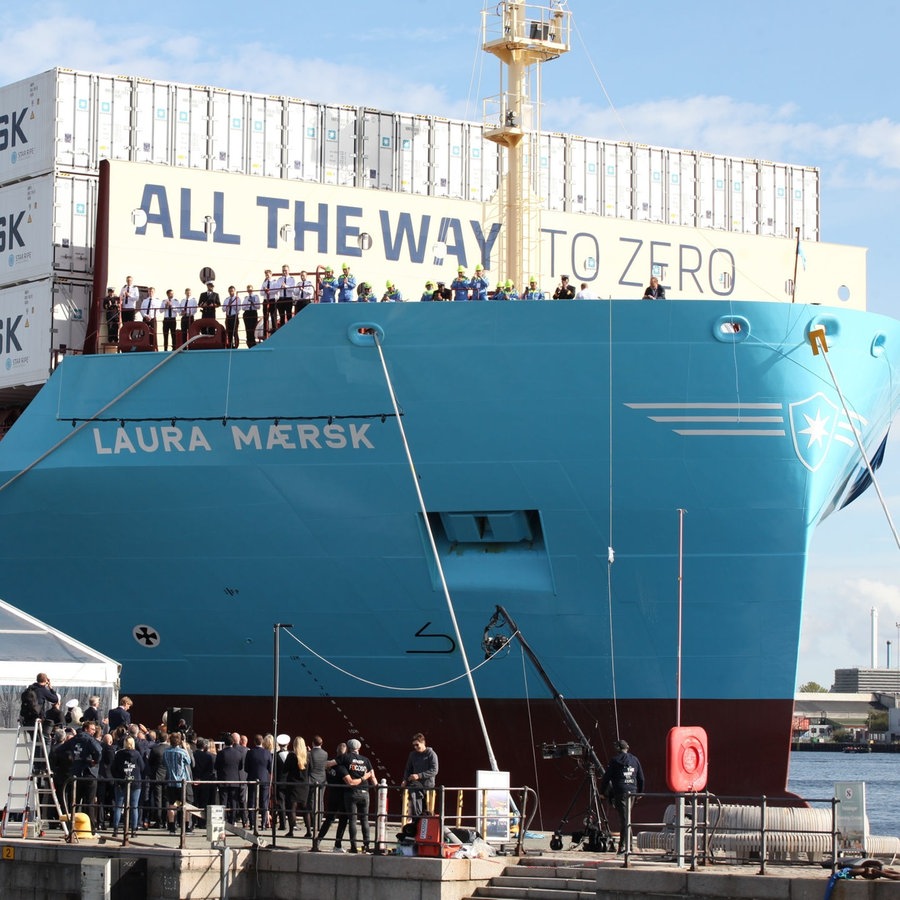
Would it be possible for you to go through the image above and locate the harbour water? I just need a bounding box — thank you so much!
[788,750,900,838]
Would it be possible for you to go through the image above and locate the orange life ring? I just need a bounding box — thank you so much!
[666,725,708,792]
[187,318,227,350]
[118,321,155,352]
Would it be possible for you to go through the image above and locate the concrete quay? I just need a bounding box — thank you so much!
[1,832,897,900]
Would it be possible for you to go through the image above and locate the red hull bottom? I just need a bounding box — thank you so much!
[132,693,796,829]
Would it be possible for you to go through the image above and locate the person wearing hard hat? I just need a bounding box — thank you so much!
[504,279,520,301]
[450,266,471,301]
[420,280,436,302]
[357,282,375,302]
[493,281,509,301]
[337,263,357,303]
[381,280,403,302]
[523,277,545,301]
[471,264,489,301]
[319,267,339,304]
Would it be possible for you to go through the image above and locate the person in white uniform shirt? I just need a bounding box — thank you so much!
[161,289,179,350]
[295,271,315,315]
[242,284,260,348]
[223,285,240,349]
[120,275,139,323]
[141,287,158,348]
[179,288,197,344]
[276,265,295,328]
[261,269,277,336]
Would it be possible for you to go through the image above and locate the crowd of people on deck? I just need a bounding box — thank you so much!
[101,263,665,350]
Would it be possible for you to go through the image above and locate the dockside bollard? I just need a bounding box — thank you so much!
[375,779,388,854]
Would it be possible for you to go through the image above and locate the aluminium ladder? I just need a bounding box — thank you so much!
[1,720,69,838]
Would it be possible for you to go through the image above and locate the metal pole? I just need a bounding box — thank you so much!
[272,623,292,847]
[676,509,686,728]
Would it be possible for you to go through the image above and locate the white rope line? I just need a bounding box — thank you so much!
[607,298,620,740]
[0,335,206,496]
[371,331,500,771]
[282,625,512,692]
[814,340,900,550]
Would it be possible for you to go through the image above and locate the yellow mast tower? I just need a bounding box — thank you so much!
[482,2,571,291]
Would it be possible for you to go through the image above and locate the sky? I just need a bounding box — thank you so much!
[0,0,898,689]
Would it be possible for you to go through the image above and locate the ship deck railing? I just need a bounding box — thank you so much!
[52,775,537,854]
[625,791,900,873]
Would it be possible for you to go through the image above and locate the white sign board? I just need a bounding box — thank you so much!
[834,780,868,853]
[476,769,510,844]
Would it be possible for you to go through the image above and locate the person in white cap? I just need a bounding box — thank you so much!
[65,698,84,726]
[274,734,291,831]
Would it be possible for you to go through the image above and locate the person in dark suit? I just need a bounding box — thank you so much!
[599,739,645,853]
[198,281,221,320]
[107,697,133,732]
[191,738,216,826]
[215,733,245,825]
[244,734,273,830]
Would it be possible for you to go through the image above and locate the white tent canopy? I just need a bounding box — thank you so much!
[0,597,120,728]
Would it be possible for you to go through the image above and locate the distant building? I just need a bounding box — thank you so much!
[833,668,900,692]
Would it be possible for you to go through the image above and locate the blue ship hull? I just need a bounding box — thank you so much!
[0,299,897,819]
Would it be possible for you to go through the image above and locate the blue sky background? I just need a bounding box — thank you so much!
[0,0,897,688]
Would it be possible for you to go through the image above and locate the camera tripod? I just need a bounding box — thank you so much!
[549,760,613,852]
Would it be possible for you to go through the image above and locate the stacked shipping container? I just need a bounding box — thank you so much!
[0,66,821,398]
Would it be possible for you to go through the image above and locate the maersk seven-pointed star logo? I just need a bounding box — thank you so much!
[789,392,839,471]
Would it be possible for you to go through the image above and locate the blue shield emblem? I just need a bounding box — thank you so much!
[789,392,838,472]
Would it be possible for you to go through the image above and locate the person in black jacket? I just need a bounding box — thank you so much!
[642,275,666,300]
[552,275,576,299]
[191,738,216,827]
[245,734,273,830]
[599,739,645,853]
[215,733,245,826]
[111,736,145,836]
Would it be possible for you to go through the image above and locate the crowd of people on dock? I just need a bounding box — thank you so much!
[102,263,665,350]
[20,676,438,852]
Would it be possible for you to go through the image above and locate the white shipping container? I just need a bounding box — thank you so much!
[0,172,98,289]
[431,119,452,198]
[173,83,211,170]
[248,94,284,179]
[792,166,819,241]
[322,104,357,187]
[285,98,322,182]
[134,78,171,166]
[399,114,431,196]
[361,110,395,191]
[468,126,499,205]
[758,161,787,237]
[541,133,567,212]
[698,153,727,230]
[0,277,89,391]
[633,144,663,223]
[211,89,247,173]
[667,150,697,228]
[0,70,57,183]
[730,158,759,234]
[569,137,600,215]
[603,141,632,219]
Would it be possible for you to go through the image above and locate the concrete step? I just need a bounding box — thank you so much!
[470,888,595,900]
[463,860,597,900]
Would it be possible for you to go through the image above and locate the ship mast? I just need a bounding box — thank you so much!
[482,2,571,289]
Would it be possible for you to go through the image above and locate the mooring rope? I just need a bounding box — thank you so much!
[370,330,500,772]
